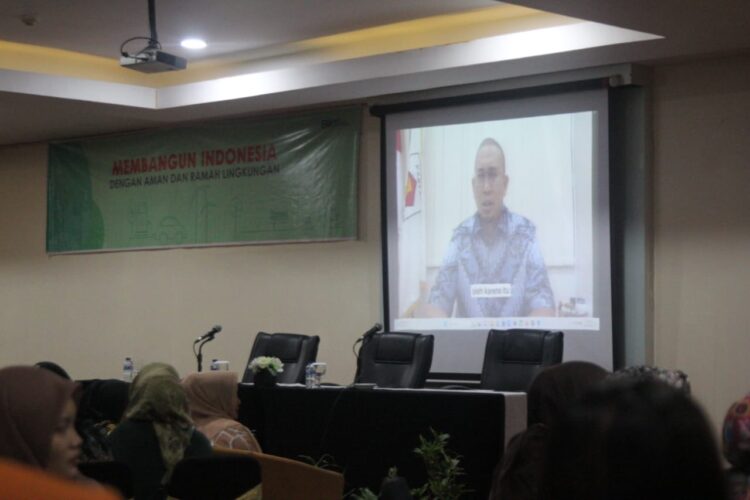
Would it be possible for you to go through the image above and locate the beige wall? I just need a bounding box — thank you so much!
[0,113,383,383]
[653,53,750,429]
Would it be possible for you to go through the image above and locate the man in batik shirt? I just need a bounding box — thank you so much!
[417,138,555,318]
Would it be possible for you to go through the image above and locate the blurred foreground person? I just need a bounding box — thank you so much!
[543,378,727,500]
[0,365,84,481]
[0,458,120,500]
[490,361,608,500]
[723,393,750,500]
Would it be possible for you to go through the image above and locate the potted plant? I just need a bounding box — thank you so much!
[248,356,284,388]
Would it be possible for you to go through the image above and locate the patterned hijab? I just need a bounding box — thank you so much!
[724,393,750,471]
[0,365,79,468]
[609,365,691,394]
[124,362,194,483]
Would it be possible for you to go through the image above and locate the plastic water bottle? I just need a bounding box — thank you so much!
[305,363,315,388]
[122,357,134,382]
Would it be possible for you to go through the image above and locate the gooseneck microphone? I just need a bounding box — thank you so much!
[195,325,222,343]
[353,322,383,383]
[362,322,383,339]
[194,324,222,372]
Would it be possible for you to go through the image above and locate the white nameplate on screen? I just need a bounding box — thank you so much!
[471,283,512,298]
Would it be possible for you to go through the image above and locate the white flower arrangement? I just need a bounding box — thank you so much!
[249,356,284,376]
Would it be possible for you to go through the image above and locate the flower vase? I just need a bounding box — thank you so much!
[254,370,277,388]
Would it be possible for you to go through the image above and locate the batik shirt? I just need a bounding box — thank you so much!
[428,209,554,317]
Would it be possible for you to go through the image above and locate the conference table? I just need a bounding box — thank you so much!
[237,384,526,497]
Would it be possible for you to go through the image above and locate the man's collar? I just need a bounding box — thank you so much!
[471,207,509,236]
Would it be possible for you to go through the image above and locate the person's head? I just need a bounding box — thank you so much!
[543,378,727,500]
[723,393,750,472]
[609,365,691,394]
[34,361,71,380]
[182,371,241,424]
[472,138,508,222]
[0,366,82,480]
[77,378,130,423]
[527,361,609,427]
[125,362,187,422]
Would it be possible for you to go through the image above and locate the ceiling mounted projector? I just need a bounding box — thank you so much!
[120,50,186,73]
[120,0,186,73]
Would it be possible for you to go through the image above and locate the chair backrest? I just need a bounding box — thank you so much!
[242,332,320,384]
[214,448,344,500]
[166,455,261,500]
[77,460,133,499]
[480,329,563,391]
[355,332,434,388]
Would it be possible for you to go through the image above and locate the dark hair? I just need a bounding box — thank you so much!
[77,379,130,422]
[34,361,71,380]
[527,360,609,427]
[542,378,727,500]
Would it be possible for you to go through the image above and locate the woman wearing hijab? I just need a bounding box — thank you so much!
[0,365,83,481]
[109,362,211,500]
[182,371,261,452]
[489,361,609,500]
[723,393,750,500]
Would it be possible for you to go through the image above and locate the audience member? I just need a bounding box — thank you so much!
[0,458,121,500]
[34,360,72,380]
[182,371,262,452]
[542,378,727,500]
[723,393,750,500]
[489,361,608,500]
[526,361,609,428]
[109,362,211,500]
[0,365,83,481]
[76,379,129,462]
[609,364,691,394]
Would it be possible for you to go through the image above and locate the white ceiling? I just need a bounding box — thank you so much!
[0,0,748,147]
[0,0,498,60]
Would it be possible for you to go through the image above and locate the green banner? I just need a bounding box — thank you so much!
[47,108,360,253]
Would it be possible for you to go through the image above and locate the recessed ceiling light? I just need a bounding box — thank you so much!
[181,38,207,50]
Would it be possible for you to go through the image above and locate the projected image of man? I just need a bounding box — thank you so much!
[417,138,555,318]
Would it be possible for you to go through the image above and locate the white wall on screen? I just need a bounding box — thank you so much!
[397,129,427,315]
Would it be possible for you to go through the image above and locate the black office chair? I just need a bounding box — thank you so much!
[479,329,563,392]
[78,460,133,499]
[167,455,261,500]
[242,332,320,384]
[355,332,434,388]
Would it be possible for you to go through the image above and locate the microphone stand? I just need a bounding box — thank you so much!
[353,326,381,383]
[193,336,214,372]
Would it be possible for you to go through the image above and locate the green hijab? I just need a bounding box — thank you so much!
[125,362,194,484]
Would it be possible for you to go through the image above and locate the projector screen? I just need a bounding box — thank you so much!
[382,89,613,374]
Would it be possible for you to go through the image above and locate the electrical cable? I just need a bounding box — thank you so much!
[119,36,161,59]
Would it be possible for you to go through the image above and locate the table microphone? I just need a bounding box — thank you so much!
[362,322,382,339]
[196,325,222,342]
